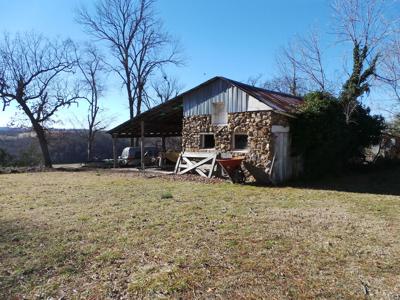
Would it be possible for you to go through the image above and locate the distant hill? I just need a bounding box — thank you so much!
[0,127,29,133]
[0,127,180,165]
[0,128,128,164]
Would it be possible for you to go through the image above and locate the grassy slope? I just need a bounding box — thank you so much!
[0,170,400,299]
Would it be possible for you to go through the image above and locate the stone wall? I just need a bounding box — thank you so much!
[182,111,289,182]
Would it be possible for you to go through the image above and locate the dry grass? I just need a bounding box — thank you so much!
[1,169,400,299]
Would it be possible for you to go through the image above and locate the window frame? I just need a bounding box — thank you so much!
[200,133,215,149]
[232,133,249,151]
[211,102,228,125]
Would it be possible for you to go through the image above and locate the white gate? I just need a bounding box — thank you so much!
[174,152,217,178]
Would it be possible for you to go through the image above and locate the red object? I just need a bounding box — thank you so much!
[216,157,245,175]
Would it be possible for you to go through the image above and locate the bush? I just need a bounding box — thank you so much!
[15,143,43,166]
[0,148,13,166]
[291,91,385,178]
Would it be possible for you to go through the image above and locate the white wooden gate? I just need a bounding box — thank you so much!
[174,152,217,178]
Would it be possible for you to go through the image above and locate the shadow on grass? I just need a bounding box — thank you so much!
[287,164,400,196]
[0,219,87,298]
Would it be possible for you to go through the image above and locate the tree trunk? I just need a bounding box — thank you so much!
[136,84,143,116]
[129,98,135,147]
[35,124,52,168]
[87,130,94,162]
[133,84,144,148]
[124,54,135,147]
[18,100,52,168]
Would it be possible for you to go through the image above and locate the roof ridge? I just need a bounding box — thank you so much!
[220,76,303,100]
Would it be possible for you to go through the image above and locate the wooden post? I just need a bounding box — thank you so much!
[140,120,145,170]
[160,135,166,169]
[112,135,117,168]
[161,135,166,152]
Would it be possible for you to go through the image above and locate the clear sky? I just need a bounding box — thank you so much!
[0,0,398,129]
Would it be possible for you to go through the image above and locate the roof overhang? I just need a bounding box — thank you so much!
[107,97,183,138]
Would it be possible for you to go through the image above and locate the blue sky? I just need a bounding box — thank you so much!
[0,0,397,128]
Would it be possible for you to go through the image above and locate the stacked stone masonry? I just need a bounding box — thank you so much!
[182,111,289,181]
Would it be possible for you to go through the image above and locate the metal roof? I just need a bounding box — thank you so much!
[221,77,303,113]
[107,76,303,137]
[107,96,183,137]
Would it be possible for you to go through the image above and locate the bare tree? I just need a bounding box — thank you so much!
[0,32,79,167]
[295,31,328,91]
[332,0,391,122]
[77,0,146,122]
[381,33,400,102]
[77,0,183,145]
[77,45,106,161]
[152,71,183,103]
[250,46,307,96]
[331,0,390,53]
[129,9,183,114]
[247,47,306,96]
[247,74,263,87]
[277,31,328,93]
[275,44,305,96]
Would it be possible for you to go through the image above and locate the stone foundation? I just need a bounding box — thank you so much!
[182,111,289,182]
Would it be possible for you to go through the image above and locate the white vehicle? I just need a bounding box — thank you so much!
[119,147,159,166]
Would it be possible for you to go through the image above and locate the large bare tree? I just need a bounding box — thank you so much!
[77,0,146,122]
[0,32,79,167]
[77,0,182,144]
[77,45,106,161]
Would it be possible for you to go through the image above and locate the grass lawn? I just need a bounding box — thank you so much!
[1,169,400,299]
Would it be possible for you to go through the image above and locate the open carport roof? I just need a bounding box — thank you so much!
[107,96,183,138]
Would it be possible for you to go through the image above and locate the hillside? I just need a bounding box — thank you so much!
[0,128,129,164]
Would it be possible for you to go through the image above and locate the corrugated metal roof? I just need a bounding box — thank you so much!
[220,77,303,113]
[107,96,183,137]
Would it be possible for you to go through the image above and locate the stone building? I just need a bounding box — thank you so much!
[108,76,303,183]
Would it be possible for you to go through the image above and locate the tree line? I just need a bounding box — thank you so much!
[0,0,183,168]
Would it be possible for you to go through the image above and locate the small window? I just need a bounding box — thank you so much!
[200,134,215,149]
[212,102,227,125]
[233,134,248,150]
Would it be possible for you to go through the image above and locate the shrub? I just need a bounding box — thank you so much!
[291,91,385,178]
[0,148,13,166]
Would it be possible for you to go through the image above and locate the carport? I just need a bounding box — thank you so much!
[107,96,183,169]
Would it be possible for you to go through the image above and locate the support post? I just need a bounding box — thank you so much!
[112,134,117,168]
[160,135,166,169]
[140,120,145,170]
[161,135,166,152]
